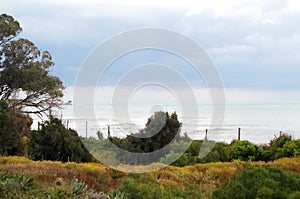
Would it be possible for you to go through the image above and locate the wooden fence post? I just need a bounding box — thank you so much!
[205,129,208,140]
[85,121,88,138]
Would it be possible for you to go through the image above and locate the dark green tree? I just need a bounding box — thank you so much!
[0,13,64,115]
[113,111,181,153]
[0,100,19,155]
[110,111,181,164]
[0,99,32,155]
[27,117,92,162]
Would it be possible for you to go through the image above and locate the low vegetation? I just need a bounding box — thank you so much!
[1,156,300,198]
[85,113,300,167]
[213,164,300,199]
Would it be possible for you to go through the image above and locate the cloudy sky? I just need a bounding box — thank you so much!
[1,0,300,103]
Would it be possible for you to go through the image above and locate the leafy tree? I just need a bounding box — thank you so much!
[27,117,92,162]
[0,13,64,115]
[0,13,22,45]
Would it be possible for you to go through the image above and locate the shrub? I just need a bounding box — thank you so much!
[213,164,300,199]
[264,133,293,161]
[161,140,230,167]
[229,140,262,161]
[27,117,92,162]
[117,175,202,199]
[282,140,300,157]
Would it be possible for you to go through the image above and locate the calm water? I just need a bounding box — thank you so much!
[33,103,300,144]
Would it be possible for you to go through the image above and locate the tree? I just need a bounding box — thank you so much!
[113,111,181,154]
[0,13,22,45]
[0,14,64,115]
[0,100,19,155]
[110,111,182,164]
[27,117,92,162]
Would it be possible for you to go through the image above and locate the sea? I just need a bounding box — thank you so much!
[32,103,300,144]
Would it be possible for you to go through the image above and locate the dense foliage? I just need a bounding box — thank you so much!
[168,133,299,166]
[85,125,300,167]
[112,111,181,153]
[0,14,64,115]
[0,100,33,156]
[160,140,229,166]
[213,165,300,199]
[27,117,92,162]
[0,14,65,159]
[116,174,202,199]
[228,140,262,161]
[0,100,19,155]
[107,111,183,164]
[261,133,293,161]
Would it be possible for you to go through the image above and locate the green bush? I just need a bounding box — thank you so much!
[27,117,92,162]
[161,140,229,167]
[213,165,300,199]
[288,191,300,199]
[118,176,163,199]
[229,140,262,161]
[117,175,202,199]
[282,140,300,157]
[263,133,292,161]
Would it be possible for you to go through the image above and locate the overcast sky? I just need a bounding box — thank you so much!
[1,0,300,103]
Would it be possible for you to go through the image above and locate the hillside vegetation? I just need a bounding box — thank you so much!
[1,156,300,198]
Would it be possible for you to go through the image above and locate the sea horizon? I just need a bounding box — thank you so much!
[31,102,300,145]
